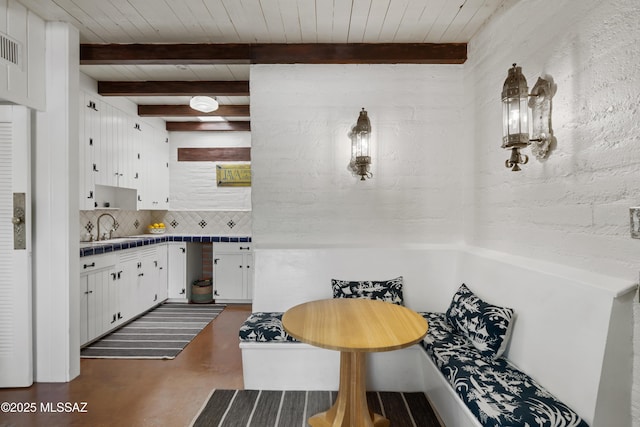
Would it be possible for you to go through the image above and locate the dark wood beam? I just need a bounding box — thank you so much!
[166,121,251,132]
[138,104,250,117]
[250,43,467,64]
[178,147,251,162]
[81,43,467,65]
[81,43,252,65]
[97,80,249,96]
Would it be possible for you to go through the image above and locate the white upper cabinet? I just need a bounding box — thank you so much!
[79,87,170,211]
[137,124,170,210]
[79,92,98,210]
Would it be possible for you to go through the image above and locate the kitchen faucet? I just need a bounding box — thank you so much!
[97,213,117,241]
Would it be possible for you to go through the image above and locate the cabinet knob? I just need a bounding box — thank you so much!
[83,262,96,269]
[239,246,250,250]
[138,273,144,277]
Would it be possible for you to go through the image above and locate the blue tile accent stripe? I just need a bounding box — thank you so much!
[80,235,252,257]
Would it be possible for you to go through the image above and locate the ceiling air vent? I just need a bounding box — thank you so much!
[0,33,21,68]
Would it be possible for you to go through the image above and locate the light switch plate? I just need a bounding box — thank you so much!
[630,207,640,238]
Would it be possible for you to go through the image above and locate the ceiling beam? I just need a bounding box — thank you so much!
[97,81,250,96]
[250,43,466,64]
[166,121,251,132]
[81,43,467,65]
[138,104,250,117]
[81,43,252,65]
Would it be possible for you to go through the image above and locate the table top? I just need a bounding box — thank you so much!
[282,298,428,353]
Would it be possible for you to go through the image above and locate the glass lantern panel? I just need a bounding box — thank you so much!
[356,132,370,157]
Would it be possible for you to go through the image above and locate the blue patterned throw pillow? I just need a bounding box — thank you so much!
[445,284,515,359]
[331,276,404,305]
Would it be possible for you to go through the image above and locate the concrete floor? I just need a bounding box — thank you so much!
[0,304,251,427]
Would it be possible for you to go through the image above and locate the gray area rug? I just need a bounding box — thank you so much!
[191,389,442,427]
[81,302,225,359]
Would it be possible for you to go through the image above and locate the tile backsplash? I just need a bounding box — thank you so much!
[80,210,251,241]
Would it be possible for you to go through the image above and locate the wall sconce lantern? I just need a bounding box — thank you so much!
[501,64,553,171]
[350,108,372,180]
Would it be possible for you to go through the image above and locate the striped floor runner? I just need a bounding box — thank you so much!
[191,390,442,427]
[81,303,225,359]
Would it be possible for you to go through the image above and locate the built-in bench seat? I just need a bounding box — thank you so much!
[238,312,298,343]
[243,246,636,425]
[239,310,589,427]
[419,312,588,427]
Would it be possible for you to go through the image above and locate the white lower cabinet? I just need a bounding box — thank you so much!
[80,245,170,347]
[80,254,116,345]
[212,243,253,303]
[167,242,187,301]
[138,247,161,312]
[155,244,168,303]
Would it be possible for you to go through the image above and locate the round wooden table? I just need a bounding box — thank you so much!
[282,298,428,427]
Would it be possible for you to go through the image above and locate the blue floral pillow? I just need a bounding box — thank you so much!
[445,284,515,359]
[331,276,404,305]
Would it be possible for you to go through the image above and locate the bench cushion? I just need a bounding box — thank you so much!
[445,284,514,359]
[331,276,404,305]
[421,312,588,427]
[238,312,298,342]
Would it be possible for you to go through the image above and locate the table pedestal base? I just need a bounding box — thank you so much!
[309,352,389,427]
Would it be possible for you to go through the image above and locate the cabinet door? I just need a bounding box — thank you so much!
[154,244,168,303]
[131,117,143,195]
[117,250,139,324]
[134,120,150,209]
[83,267,112,343]
[79,92,96,210]
[138,248,158,312]
[245,253,254,300]
[167,243,187,299]
[214,253,245,300]
[96,101,118,186]
[79,275,89,345]
[106,270,121,328]
[155,131,170,209]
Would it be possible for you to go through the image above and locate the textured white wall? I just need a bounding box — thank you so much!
[251,64,465,246]
[466,0,640,424]
[169,131,251,211]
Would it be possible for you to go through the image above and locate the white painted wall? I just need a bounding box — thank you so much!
[169,131,251,211]
[465,0,640,424]
[249,1,640,422]
[251,64,465,246]
[33,21,79,382]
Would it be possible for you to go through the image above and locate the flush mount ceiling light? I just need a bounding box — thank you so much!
[501,63,554,171]
[189,96,219,113]
[348,108,372,180]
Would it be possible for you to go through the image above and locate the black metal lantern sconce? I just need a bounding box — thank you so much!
[502,64,554,171]
[349,108,372,180]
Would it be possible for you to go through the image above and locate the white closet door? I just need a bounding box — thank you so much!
[0,106,32,387]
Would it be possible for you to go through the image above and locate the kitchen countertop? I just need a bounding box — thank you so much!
[80,234,252,257]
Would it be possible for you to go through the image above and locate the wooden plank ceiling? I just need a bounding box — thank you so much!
[18,0,507,131]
